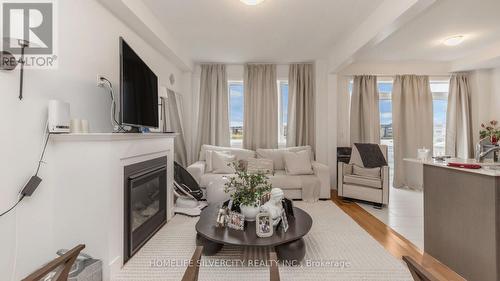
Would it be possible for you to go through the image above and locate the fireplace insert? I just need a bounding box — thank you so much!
[124,156,167,263]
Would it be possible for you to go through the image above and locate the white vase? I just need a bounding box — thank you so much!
[240,204,260,221]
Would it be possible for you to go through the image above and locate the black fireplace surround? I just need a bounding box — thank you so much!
[124,156,167,263]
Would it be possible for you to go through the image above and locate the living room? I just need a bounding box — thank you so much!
[1,0,500,281]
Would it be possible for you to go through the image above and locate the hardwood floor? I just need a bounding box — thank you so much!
[331,193,466,281]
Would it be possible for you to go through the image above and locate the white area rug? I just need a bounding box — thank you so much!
[114,201,412,281]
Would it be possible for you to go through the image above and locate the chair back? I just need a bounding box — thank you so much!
[22,244,85,281]
[402,256,439,281]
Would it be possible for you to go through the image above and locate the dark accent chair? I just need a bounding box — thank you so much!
[22,244,85,281]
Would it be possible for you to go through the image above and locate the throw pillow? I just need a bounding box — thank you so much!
[212,151,237,174]
[352,165,381,178]
[283,150,314,175]
[205,150,231,172]
[246,158,274,174]
[256,145,314,170]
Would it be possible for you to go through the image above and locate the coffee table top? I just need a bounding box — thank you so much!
[196,204,312,247]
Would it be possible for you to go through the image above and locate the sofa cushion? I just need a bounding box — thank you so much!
[212,151,236,174]
[256,146,314,170]
[266,171,319,191]
[267,170,302,189]
[283,150,313,175]
[247,158,274,174]
[205,150,231,173]
[344,174,382,189]
[352,165,381,178]
[199,145,255,161]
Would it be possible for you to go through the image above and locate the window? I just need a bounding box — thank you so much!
[229,81,244,147]
[279,81,289,146]
[378,81,394,176]
[349,78,450,182]
[430,81,449,156]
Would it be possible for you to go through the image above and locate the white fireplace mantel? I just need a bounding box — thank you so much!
[47,133,176,280]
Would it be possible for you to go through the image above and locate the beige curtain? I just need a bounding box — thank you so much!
[195,64,230,159]
[161,89,188,166]
[287,63,315,149]
[243,64,278,150]
[392,75,433,188]
[350,75,380,144]
[446,73,474,158]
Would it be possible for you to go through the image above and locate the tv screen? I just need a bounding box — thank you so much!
[120,38,159,128]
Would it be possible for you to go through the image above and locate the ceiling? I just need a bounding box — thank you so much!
[142,0,383,63]
[355,0,500,62]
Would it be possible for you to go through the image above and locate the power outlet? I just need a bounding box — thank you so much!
[96,74,106,87]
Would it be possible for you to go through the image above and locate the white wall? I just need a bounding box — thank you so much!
[470,67,500,144]
[0,0,186,279]
[490,68,500,121]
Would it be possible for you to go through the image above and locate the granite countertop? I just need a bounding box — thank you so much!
[404,158,500,177]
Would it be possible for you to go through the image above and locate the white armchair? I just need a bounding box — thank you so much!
[337,145,389,207]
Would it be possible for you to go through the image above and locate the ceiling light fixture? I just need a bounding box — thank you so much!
[240,0,265,6]
[443,35,465,46]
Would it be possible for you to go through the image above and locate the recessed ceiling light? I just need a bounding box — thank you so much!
[240,0,265,5]
[443,35,465,46]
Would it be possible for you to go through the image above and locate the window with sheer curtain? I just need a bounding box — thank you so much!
[349,78,450,178]
[228,80,289,148]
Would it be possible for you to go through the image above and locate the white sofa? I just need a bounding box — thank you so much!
[187,145,331,200]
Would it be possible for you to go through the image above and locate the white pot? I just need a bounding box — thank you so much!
[240,204,260,221]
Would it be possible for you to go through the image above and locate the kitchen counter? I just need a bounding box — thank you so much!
[404,158,500,177]
[421,158,500,281]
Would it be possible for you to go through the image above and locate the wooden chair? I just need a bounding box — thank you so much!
[403,256,440,281]
[181,246,281,281]
[22,244,85,281]
[269,250,280,281]
[181,246,204,281]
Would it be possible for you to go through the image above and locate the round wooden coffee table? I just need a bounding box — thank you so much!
[195,204,312,262]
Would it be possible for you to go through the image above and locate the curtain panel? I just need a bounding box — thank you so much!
[392,75,433,188]
[349,75,381,144]
[446,73,474,159]
[161,89,188,166]
[243,64,279,150]
[287,63,316,149]
[195,64,230,159]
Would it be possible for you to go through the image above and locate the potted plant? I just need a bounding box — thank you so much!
[480,120,500,145]
[224,163,272,221]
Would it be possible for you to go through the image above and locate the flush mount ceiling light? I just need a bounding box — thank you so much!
[443,35,465,46]
[240,0,265,5]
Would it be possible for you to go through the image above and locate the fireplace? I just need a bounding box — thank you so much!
[124,156,167,263]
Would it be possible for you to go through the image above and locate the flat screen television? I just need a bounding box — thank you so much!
[120,38,159,129]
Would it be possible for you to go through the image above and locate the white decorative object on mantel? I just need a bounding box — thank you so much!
[48,133,176,280]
